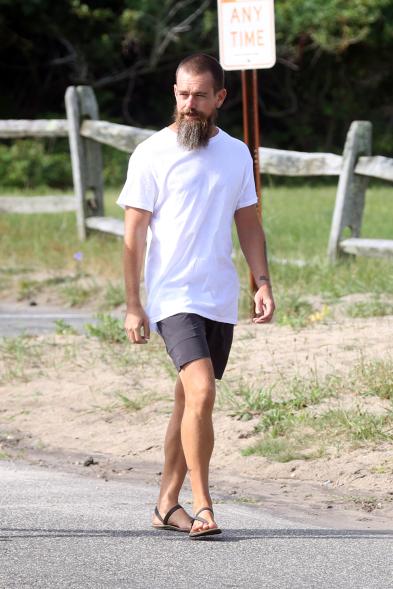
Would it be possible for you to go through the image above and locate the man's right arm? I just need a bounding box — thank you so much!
[123,205,152,344]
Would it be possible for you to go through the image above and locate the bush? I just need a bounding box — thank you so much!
[0,139,72,189]
[0,139,129,190]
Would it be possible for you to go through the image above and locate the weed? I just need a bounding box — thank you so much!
[85,313,127,344]
[102,282,125,310]
[346,495,380,512]
[220,375,335,425]
[314,409,392,443]
[220,381,277,420]
[54,319,78,336]
[17,279,41,300]
[346,300,393,318]
[115,392,154,412]
[242,436,322,463]
[61,282,99,307]
[370,460,393,475]
[275,294,314,329]
[0,335,42,382]
[354,359,393,401]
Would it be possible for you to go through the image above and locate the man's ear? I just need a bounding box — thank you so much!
[216,88,227,108]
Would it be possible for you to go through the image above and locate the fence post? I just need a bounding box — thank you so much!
[65,86,104,240]
[327,121,372,262]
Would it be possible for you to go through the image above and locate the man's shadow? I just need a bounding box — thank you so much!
[1,527,393,542]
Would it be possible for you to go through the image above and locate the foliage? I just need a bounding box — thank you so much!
[0,140,128,189]
[0,1,392,153]
[85,313,127,343]
[0,140,72,189]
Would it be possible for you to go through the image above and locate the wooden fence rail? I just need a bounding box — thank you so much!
[0,120,68,138]
[1,84,392,260]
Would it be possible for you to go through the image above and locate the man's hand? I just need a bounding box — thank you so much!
[124,304,150,344]
[252,285,275,324]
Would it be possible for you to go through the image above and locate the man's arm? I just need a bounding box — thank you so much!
[123,205,152,343]
[234,204,275,323]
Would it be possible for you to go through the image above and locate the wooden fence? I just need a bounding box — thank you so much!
[1,85,392,261]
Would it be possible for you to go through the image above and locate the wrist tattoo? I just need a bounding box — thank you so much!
[259,275,270,284]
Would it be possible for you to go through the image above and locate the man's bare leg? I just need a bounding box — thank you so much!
[179,357,219,533]
[152,376,193,530]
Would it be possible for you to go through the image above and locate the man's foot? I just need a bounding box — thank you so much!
[152,502,193,532]
[190,506,220,535]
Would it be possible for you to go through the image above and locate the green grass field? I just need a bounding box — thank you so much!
[1,182,392,318]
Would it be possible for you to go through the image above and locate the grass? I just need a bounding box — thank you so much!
[115,392,154,412]
[85,313,127,343]
[354,358,393,401]
[219,358,393,462]
[54,319,78,335]
[101,282,125,310]
[220,373,337,423]
[243,406,393,463]
[60,281,99,307]
[0,335,43,383]
[1,184,392,319]
[234,183,393,309]
[346,299,393,318]
[274,294,314,329]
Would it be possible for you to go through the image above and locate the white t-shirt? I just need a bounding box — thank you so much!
[117,126,257,331]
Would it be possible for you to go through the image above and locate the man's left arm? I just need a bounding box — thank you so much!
[234,204,275,323]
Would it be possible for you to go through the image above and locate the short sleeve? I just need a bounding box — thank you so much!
[116,146,158,212]
[235,151,258,211]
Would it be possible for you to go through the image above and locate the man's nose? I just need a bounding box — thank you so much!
[186,94,196,109]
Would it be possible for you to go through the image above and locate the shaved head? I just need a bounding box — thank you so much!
[176,53,225,93]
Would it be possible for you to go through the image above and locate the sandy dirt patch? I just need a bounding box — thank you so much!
[1,314,392,529]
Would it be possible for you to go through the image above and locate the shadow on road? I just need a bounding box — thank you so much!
[2,527,393,542]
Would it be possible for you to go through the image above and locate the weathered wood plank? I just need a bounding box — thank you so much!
[259,147,342,176]
[328,121,372,262]
[77,86,104,219]
[65,87,87,240]
[340,237,393,258]
[0,195,76,214]
[85,216,124,237]
[0,120,68,138]
[80,120,155,153]
[355,156,393,182]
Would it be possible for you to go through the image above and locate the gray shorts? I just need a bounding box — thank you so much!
[156,313,234,380]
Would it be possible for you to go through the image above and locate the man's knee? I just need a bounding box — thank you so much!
[180,358,216,414]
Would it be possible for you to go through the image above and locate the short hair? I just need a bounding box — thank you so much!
[176,53,225,93]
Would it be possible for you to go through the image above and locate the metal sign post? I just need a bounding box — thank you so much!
[217,0,276,311]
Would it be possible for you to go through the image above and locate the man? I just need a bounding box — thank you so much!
[117,53,275,539]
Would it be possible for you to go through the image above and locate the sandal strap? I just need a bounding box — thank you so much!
[192,515,209,525]
[194,506,214,519]
[154,506,164,525]
[163,503,182,525]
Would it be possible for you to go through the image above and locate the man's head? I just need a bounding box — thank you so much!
[174,53,227,150]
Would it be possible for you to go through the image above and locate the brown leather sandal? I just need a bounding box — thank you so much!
[152,503,191,533]
[189,507,222,539]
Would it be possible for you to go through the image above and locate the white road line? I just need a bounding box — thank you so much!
[0,314,93,319]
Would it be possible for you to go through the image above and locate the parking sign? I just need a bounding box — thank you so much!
[218,0,276,71]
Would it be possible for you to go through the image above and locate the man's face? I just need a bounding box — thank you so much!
[174,69,227,150]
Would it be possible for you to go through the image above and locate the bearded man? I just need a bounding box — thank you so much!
[117,53,275,539]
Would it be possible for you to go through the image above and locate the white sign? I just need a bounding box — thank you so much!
[217,0,276,71]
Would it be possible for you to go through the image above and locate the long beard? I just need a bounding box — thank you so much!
[174,106,217,150]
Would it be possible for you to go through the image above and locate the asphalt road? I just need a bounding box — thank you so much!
[1,462,392,589]
[0,304,99,337]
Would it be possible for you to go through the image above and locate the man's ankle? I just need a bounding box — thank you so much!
[158,493,180,508]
